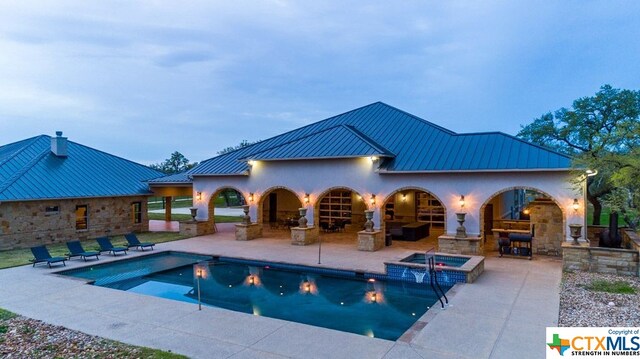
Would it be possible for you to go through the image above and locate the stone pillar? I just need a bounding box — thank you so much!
[291,227,319,245]
[179,220,214,237]
[438,234,483,255]
[529,200,563,255]
[235,223,263,241]
[164,196,172,222]
[357,230,383,251]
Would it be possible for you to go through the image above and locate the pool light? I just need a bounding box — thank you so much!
[248,275,255,285]
[304,280,311,293]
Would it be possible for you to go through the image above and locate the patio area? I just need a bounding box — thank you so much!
[0,224,561,358]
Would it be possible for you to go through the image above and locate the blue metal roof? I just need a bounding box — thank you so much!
[0,135,164,201]
[242,125,394,161]
[181,102,572,177]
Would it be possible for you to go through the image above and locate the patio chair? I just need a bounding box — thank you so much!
[30,245,67,268]
[96,237,128,256]
[124,233,155,251]
[66,240,100,261]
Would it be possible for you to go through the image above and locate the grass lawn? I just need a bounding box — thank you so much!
[148,213,242,222]
[148,196,193,211]
[0,232,187,270]
[587,205,628,227]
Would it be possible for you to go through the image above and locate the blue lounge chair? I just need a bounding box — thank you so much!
[66,240,100,261]
[96,237,128,256]
[124,233,155,251]
[30,245,67,268]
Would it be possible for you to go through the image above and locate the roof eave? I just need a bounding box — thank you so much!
[377,167,574,174]
[241,154,395,162]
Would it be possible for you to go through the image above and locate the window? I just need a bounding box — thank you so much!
[45,206,59,215]
[75,205,88,230]
[131,202,142,224]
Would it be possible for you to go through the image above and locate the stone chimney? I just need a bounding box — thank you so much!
[51,131,68,157]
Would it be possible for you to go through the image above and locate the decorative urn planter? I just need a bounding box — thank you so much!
[298,208,308,228]
[189,207,198,222]
[364,210,375,232]
[242,205,251,225]
[455,212,467,238]
[569,223,583,245]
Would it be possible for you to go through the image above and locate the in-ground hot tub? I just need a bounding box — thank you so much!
[385,252,484,285]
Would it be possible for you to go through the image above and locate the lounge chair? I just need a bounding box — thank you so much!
[30,245,67,268]
[96,237,128,256]
[66,240,100,261]
[124,233,155,251]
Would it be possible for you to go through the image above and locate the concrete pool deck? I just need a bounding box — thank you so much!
[0,226,561,358]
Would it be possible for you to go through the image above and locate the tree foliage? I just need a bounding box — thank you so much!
[217,140,256,155]
[518,85,640,225]
[150,151,198,174]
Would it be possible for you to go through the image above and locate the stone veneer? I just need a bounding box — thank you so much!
[562,242,639,276]
[235,223,262,241]
[0,196,149,250]
[437,234,483,255]
[529,200,563,255]
[357,230,383,251]
[179,220,215,237]
[290,227,318,245]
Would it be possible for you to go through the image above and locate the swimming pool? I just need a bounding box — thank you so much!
[59,251,450,341]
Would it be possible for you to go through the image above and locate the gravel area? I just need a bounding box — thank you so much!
[0,312,184,358]
[559,271,640,327]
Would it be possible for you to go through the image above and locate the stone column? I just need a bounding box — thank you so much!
[236,205,262,240]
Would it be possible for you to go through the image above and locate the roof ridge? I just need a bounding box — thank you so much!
[0,135,47,168]
[453,131,572,159]
[0,145,50,196]
[240,124,348,160]
[67,140,164,179]
[342,125,394,156]
[376,102,457,135]
[194,102,386,163]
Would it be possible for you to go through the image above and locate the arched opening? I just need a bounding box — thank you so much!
[207,187,246,233]
[314,187,366,237]
[258,187,302,236]
[381,187,446,247]
[480,187,565,256]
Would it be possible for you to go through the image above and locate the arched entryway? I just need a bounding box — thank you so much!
[480,187,565,256]
[207,187,247,232]
[381,187,446,246]
[314,187,366,236]
[258,187,303,233]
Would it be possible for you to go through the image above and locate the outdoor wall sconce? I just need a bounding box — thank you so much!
[369,156,379,162]
[247,160,255,166]
[523,207,531,215]
[304,193,310,204]
[248,193,254,202]
[196,192,202,201]
[402,194,407,202]
[459,195,465,208]
[370,194,376,206]
[573,198,580,212]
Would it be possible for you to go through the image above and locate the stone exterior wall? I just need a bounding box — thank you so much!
[0,196,150,250]
[529,200,563,255]
[562,242,639,276]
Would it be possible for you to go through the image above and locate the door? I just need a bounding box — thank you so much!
[484,204,494,243]
[269,193,278,223]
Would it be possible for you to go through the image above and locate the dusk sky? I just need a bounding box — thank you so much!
[1,1,639,165]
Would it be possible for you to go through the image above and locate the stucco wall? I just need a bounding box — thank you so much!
[0,196,149,250]
[191,158,582,240]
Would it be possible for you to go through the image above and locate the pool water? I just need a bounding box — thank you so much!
[60,252,449,341]
[400,253,469,267]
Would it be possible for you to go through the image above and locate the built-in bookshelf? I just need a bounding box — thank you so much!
[319,190,352,223]
[416,192,445,228]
